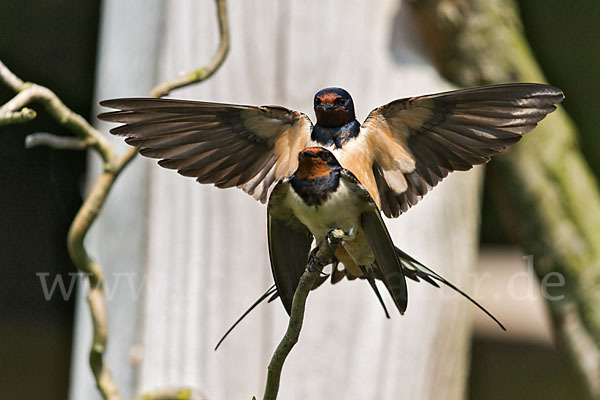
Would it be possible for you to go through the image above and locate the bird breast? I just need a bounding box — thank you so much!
[286,177,364,242]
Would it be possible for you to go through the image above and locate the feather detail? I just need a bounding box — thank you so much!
[360,83,564,217]
[99,98,313,202]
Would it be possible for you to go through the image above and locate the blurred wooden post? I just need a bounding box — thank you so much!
[409,0,600,397]
[70,1,484,398]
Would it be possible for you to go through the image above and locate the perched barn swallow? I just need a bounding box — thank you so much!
[99,84,562,345]
[213,146,505,350]
[267,147,511,317]
[268,146,415,316]
[98,83,563,219]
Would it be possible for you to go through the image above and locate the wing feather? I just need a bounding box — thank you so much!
[338,170,408,314]
[267,181,313,314]
[99,98,313,202]
[361,83,564,217]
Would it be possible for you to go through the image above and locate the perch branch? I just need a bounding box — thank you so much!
[0,61,116,164]
[0,58,123,400]
[25,133,90,150]
[262,231,344,400]
[149,0,229,98]
[0,107,36,125]
[409,0,600,396]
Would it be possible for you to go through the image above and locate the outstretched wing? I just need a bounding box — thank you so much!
[267,180,313,314]
[361,83,564,217]
[99,98,314,202]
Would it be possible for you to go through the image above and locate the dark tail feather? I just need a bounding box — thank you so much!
[331,261,345,284]
[214,284,278,351]
[359,265,391,319]
[395,246,506,331]
[268,291,279,303]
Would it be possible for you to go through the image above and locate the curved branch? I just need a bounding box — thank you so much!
[0,58,124,400]
[0,62,116,164]
[0,1,230,398]
[0,59,24,91]
[262,269,319,400]
[0,107,36,126]
[25,132,89,150]
[149,0,229,98]
[262,232,343,400]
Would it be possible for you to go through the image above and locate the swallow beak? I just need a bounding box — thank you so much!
[315,103,333,112]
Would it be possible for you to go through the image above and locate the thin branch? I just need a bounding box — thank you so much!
[262,231,343,400]
[0,107,36,126]
[0,59,24,91]
[0,63,116,164]
[25,132,89,150]
[149,0,229,98]
[0,59,123,400]
[262,269,319,400]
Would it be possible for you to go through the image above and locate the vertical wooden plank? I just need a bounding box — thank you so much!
[69,1,165,399]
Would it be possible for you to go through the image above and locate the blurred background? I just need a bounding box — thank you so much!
[0,0,597,399]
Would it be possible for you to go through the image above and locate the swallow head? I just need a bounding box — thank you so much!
[295,147,342,180]
[291,147,342,206]
[314,87,356,127]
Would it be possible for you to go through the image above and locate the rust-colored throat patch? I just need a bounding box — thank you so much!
[295,148,332,180]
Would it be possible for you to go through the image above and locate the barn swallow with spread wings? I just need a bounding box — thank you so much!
[99,83,563,218]
[99,83,563,342]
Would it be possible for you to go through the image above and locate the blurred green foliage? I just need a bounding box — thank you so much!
[518,0,600,179]
[482,1,600,245]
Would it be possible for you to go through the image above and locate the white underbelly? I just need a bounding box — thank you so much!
[286,180,362,241]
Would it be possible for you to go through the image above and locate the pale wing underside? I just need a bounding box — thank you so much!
[361,83,565,217]
[99,98,314,202]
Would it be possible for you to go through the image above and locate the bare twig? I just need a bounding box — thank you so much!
[0,58,124,400]
[133,387,207,400]
[0,59,24,91]
[25,132,89,150]
[262,269,319,400]
[0,63,116,164]
[63,0,231,390]
[149,0,229,98]
[262,231,343,400]
[0,107,36,126]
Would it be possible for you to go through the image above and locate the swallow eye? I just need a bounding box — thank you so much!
[334,97,346,106]
[314,98,321,106]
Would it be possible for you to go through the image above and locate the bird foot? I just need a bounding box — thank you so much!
[326,228,346,248]
[308,229,347,274]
